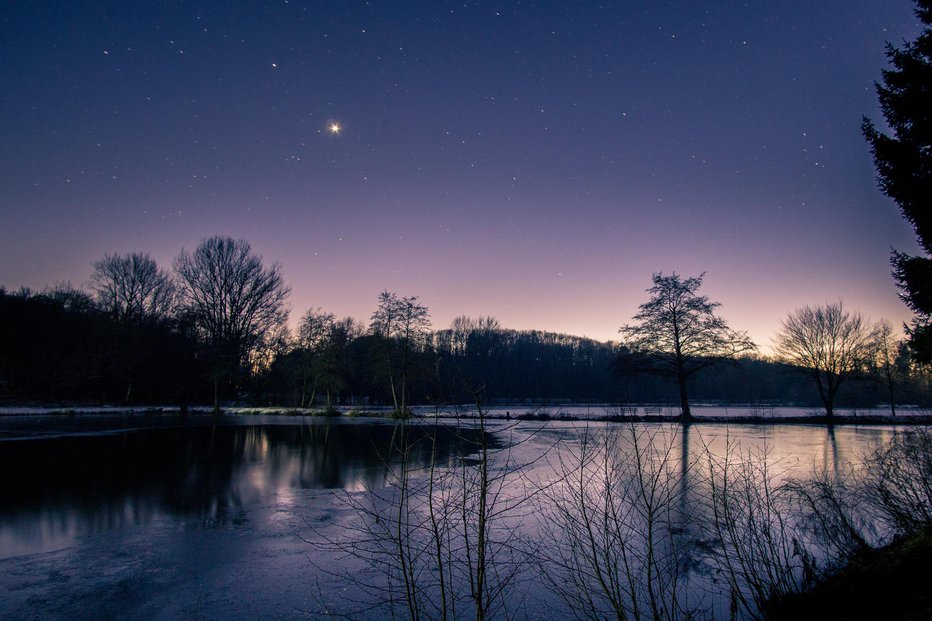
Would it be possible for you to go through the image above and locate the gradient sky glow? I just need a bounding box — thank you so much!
[0,1,925,348]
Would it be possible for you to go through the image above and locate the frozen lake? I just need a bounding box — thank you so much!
[0,414,917,619]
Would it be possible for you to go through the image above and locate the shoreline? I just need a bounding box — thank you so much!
[0,405,929,426]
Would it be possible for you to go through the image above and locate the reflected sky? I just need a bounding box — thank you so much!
[514,420,902,618]
[0,417,484,558]
[0,417,914,620]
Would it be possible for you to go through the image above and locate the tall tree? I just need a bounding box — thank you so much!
[90,253,176,403]
[617,272,755,422]
[90,252,175,322]
[773,301,878,418]
[370,291,431,415]
[296,307,336,407]
[174,236,290,409]
[294,308,361,410]
[872,319,901,416]
[316,317,363,410]
[863,0,932,363]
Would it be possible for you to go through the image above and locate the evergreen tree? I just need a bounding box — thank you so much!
[863,0,932,362]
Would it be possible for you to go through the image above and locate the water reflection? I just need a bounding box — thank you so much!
[0,419,484,558]
[522,422,903,615]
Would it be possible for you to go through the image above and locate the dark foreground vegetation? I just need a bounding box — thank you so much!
[767,527,932,621]
[735,425,932,621]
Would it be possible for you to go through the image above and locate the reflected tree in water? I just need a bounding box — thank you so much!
[538,425,701,621]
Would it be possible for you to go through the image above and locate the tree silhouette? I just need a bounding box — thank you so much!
[0,286,208,404]
[773,301,878,418]
[90,253,177,403]
[90,253,175,323]
[294,308,361,410]
[174,236,290,410]
[872,319,901,417]
[295,307,335,407]
[369,291,430,415]
[617,272,755,422]
[863,0,932,362]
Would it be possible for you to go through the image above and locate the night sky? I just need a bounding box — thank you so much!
[0,1,924,347]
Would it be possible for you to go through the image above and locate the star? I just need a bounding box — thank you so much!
[329,122,341,134]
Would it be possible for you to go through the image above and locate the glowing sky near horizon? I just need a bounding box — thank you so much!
[0,1,925,348]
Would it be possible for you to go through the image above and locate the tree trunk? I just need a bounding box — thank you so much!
[385,346,399,414]
[822,390,834,419]
[400,338,409,418]
[885,362,896,417]
[673,330,692,423]
[677,371,692,423]
[814,374,834,419]
[401,370,407,418]
[299,367,309,408]
[388,367,399,413]
[308,377,318,410]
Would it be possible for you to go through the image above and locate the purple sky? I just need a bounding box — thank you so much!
[0,1,924,348]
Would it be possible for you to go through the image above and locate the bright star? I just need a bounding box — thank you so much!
[329,122,341,134]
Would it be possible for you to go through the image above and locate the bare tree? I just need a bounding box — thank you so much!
[43,282,98,313]
[773,301,877,418]
[315,401,536,621]
[445,315,502,356]
[296,307,336,408]
[248,322,292,378]
[319,317,363,409]
[174,236,290,410]
[88,253,176,403]
[448,316,475,356]
[370,291,431,415]
[296,309,361,410]
[702,440,815,621]
[870,319,901,417]
[90,252,175,322]
[860,428,932,535]
[618,272,756,422]
[539,425,699,621]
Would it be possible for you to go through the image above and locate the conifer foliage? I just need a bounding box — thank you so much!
[863,0,932,362]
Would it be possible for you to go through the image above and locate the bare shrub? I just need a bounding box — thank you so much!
[701,428,932,619]
[860,428,932,535]
[310,420,932,620]
[312,408,541,620]
[782,468,875,564]
[538,425,702,621]
[701,439,812,621]
[783,428,932,569]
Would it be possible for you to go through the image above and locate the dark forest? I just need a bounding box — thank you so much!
[2,284,928,410]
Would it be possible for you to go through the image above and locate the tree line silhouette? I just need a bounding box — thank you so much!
[1,238,928,410]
